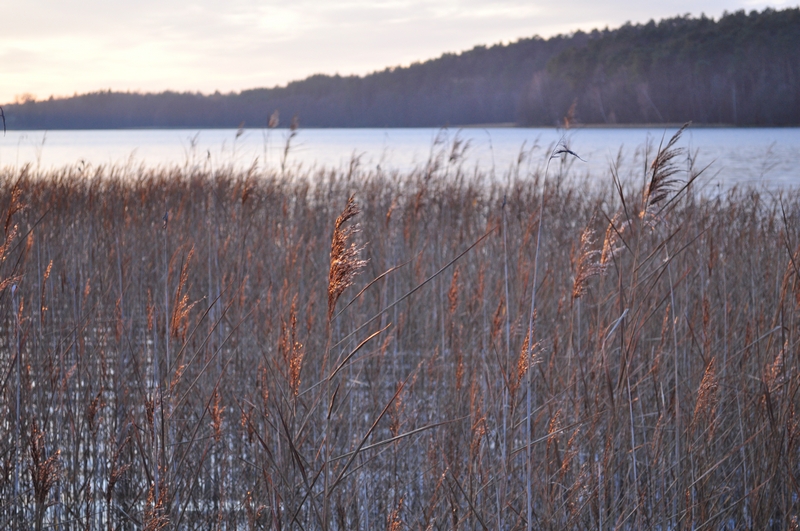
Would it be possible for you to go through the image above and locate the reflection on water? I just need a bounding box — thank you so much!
[1,127,799,188]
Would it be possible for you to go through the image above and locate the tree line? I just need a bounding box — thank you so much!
[5,7,799,129]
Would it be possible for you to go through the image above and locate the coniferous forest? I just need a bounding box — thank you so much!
[4,7,799,129]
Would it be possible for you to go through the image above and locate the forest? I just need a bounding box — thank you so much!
[3,7,800,128]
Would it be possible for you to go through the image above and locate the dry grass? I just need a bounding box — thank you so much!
[0,137,799,529]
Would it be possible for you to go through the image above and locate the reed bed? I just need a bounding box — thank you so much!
[0,134,799,530]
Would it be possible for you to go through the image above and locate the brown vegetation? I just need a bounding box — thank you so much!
[1,134,799,529]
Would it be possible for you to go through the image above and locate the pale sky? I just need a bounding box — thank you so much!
[1,0,795,105]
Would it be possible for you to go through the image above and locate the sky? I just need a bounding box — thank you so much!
[1,0,796,105]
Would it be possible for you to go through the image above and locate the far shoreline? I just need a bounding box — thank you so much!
[3,123,800,133]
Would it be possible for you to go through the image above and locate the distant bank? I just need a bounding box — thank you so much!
[4,7,799,130]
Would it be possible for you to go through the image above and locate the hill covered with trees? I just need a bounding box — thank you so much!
[4,7,799,129]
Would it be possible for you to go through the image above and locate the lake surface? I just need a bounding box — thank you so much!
[1,127,798,188]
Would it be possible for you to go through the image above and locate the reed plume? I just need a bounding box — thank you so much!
[600,212,626,266]
[170,246,196,340]
[691,357,719,443]
[28,421,60,531]
[572,223,605,299]
[642,123,689,216]
[327,195,366,319]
